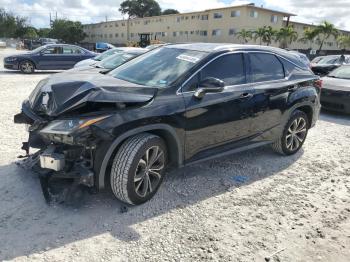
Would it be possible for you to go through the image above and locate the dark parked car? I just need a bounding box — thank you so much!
[4,44,96,73]
[311,55,350,76]
[321,65,350,114]
[14,43,321,205]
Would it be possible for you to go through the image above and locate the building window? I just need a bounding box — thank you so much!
[201,14,209,20]
[185,16,189,20]
[121,22,125,26]
[271,15,278,23]
[229,29,236,35]
[200,30,208,36]
[115,33,118,37]
[104,34,107,38]
[104,24,107,28]
[177,17,180,22]
[109,24,112,27]
[173,31,178,37]
[190,31,194,35]
[213,12,223,19]
[212,29,222,36]
[250,10,258,18]
[121,33,124,37]
[191,15,196,19]
[109,34,113,38]
[231,10,240,17]
[115,23,118,27]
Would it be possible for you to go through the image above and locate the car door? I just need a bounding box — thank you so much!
[62,46,85,68]
[37,46,66,70]
[181,53,256,161]
[247,52,291,136]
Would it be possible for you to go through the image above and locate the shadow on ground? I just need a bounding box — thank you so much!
[0,70,61,75]
[0,145,303,260]
[320,109,350,126]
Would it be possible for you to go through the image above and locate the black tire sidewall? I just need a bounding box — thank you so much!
[126,136,167,205]
[281,111,309,155]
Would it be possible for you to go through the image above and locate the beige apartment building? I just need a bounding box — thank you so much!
[82,3,350,51]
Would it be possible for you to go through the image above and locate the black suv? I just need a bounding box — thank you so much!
[14,43,321,205]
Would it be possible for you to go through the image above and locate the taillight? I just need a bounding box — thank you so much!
[314,79,323,89]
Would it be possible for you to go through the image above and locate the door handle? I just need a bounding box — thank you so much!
[240,93,253,100]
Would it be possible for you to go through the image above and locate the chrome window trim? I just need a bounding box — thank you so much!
[177,50,305,95]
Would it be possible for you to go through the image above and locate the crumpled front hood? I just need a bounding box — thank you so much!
[28,72,157,117]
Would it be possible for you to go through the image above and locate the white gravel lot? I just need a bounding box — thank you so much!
[0,48,350,262]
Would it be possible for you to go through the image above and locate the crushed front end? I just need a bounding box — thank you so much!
[14,100,111,203]
[13,74,156,204]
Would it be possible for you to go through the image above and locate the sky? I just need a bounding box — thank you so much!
[0,0,349,31]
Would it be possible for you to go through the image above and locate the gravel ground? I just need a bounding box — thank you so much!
[0,48,350,262]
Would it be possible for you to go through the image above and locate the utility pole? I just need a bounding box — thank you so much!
[50,12,53,27]
[105,16,108,22]
[55,11,57,21]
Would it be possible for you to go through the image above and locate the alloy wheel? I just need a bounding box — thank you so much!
[134,146,165,198]
[285,117,307,151]
[20,62,34,73]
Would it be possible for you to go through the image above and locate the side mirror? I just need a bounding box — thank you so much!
[194,77,225,99]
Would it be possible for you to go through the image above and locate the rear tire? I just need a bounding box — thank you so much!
[19,60,35,74]
[110,133,167,205]
[272,110,309,155]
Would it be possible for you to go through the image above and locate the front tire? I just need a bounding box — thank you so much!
[110,133,167,205]
[272,110,309,155]
[19,60,35,74]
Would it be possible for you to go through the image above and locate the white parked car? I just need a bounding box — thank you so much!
[0,41,6,48]
[74,47,144,68]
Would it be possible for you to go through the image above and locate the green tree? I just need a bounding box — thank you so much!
[236,29,252,44]
[314,21,339,51]
[119,0,161,18]
[49,19,86,43]
[0,8,17,37]
[298,27,318,49]
[337,35,350,50]
[275,26,298,49]
[161,9,179,15]
[23,27,38,39]
[37,28,51,38]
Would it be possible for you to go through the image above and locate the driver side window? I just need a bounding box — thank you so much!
[184,53,246,91]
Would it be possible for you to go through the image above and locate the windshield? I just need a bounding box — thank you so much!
[99,52,138,69]
[30,45,47,53]
[311,57,324,64]
[328,66,350,79]
[318,56,339,65]
[110,47,208,87]
[95,49,122,61]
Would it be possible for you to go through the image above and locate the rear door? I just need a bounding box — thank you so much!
[61,46,85,68]
[182,53,256,161]
[247,52,291,136]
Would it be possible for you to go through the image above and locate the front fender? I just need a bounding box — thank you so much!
[96,124,183,190]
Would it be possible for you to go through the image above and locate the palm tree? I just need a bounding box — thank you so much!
[337,35,350,50]
[253,27,265,45]
[275,26,298,49]
[236,29,252,44]
[314,21,339,51]
[262,26,276,46]
[298,27,318,49]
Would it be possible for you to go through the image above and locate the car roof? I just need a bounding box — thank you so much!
[165,43,308,68]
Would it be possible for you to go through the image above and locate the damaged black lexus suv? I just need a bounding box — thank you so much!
[14,43,321,205]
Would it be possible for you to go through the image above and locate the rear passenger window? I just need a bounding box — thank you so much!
[249,53,284,82]
[200,54,245,86]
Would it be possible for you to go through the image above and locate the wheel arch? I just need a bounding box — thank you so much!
[96,124,183,190]
[18,58,37,69]
[295,105,314,128]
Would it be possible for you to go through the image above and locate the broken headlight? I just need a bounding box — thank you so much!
[40,116,110,135]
